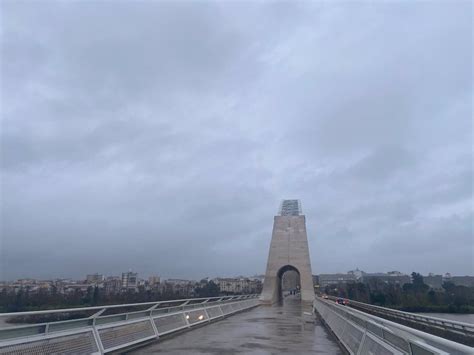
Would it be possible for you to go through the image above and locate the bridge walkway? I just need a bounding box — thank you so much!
[130,296,342,354]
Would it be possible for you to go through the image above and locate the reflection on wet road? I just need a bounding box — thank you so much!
[131,296,342,354]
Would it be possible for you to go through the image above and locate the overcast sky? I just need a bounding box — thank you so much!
[1,1,472,281]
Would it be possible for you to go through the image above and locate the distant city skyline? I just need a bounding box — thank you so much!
[2,268,473,283]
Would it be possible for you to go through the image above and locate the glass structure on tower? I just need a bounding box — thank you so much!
[279,200,302,216]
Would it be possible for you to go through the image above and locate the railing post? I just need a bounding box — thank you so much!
[149,311,160,339]
[89,308,107,319]
[203,308,211,323]
[356,330,368,355]
[92,326,105,354]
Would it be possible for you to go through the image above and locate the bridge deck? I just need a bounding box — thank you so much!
[130,296,342,354]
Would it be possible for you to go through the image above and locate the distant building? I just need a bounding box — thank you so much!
[104,277,121,294]
[161,279,195,297]
[86,273,104,284]
[423,274,443,290]
[443,273,452,282]
[318,274,357,288]
[248,279,262,294]
[317,270,411,289]
[312,275,319,287]
[165,279,193,286]
[315,268,411,290]
[214,278,244,293]
[213,277,261,294]
[387,271,405,276]
[16,279,37,285]
[249,275,265,283]
[347,268,364,280]
[63,284,91,293]
[122,271,138,290]
[450,276,474,287]
[148,276,161,286]
[362,272,411,286]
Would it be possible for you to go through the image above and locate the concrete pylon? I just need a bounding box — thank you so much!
[261,200,315,304]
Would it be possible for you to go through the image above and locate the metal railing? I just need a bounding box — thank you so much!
[0,294,260,354]
[345,298,474,346]
[314,297,474,355]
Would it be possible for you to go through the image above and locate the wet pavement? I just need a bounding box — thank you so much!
[131,296,343,354]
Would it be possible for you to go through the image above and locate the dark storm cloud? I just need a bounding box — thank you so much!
[1,1,472,280]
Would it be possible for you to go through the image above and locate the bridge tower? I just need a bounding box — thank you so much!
[261,200,315,304]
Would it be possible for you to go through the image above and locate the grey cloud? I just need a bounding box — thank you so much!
[348,146,416,182]
[1,1,472,280]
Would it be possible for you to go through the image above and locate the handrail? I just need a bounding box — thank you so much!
[0,294,261,354]
[346,298,474,329]
[315,297,474,354]
[330,296,474,336]
[0,294,257,318]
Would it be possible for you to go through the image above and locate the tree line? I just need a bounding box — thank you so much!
[0,279,221,314]
[324,272,474,314]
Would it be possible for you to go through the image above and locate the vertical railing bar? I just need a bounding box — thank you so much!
[92,325,105,354]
